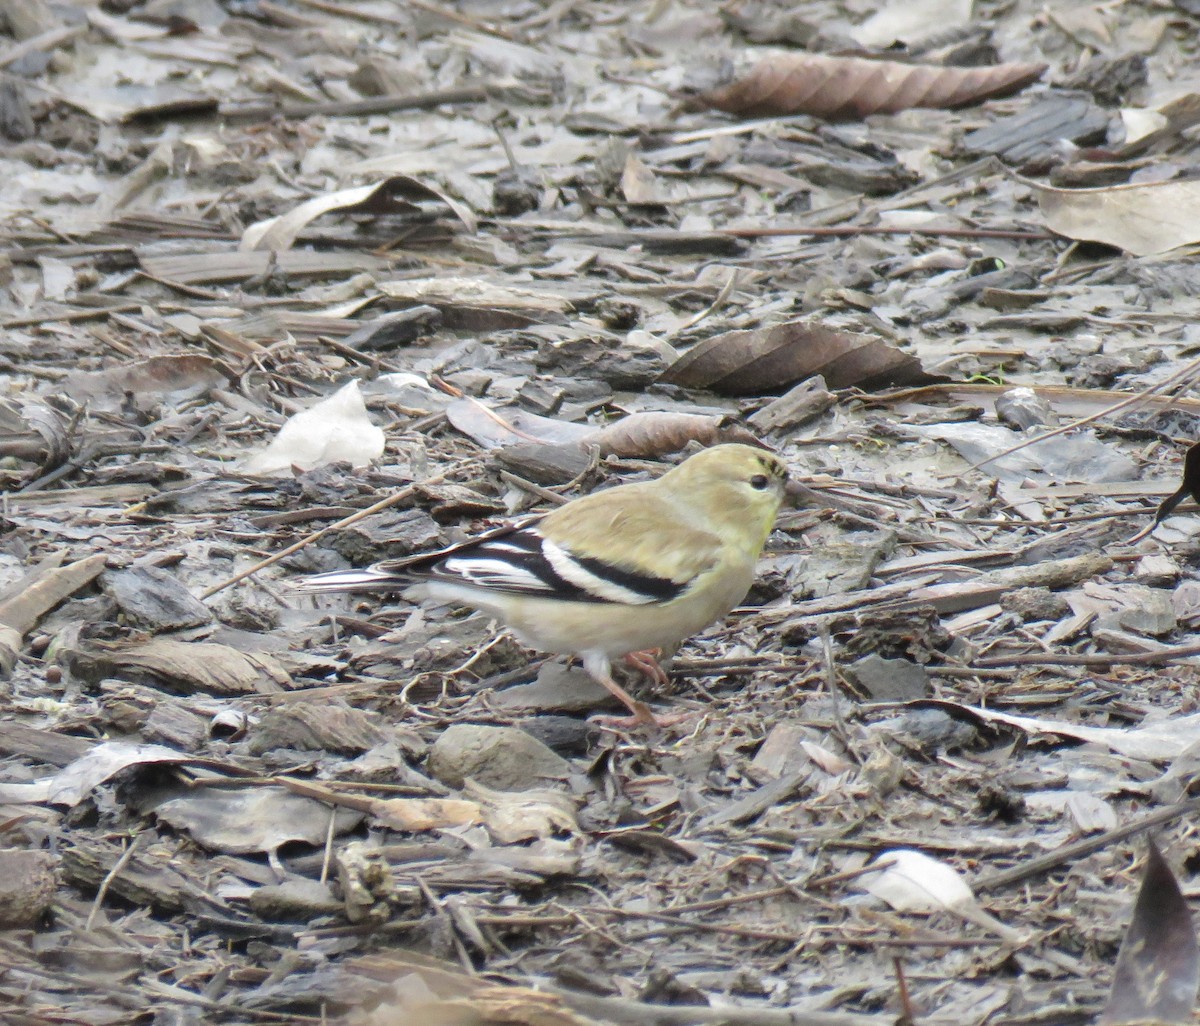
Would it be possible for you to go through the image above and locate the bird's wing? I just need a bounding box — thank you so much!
[293,517,541,594]
[421,518,706,605]
[298,493,726,606]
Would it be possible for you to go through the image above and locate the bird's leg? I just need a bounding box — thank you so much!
[594,673,659,727]
[582,652,656,726]
[623,648,670,688]
[582,653,696,729]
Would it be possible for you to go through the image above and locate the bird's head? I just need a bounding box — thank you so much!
[663,443,789,547]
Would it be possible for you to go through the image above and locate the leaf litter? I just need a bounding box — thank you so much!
[4,0,1200,1023]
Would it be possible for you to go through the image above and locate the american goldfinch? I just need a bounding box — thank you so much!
[298,443,789,726]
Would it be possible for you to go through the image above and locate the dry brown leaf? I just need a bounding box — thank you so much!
[620,152,660,205]
[0,741,194,807]
[0,552,107,677]
[241,174,477,252]
[58,637,291,695]
[336,951,603,1026]
[464,780,578,844]
[446,398,592,450]
[919,699,1200,761]
[154,788,365,855]
[582,411,763,457]
[1099,839,1199,1026]
[660,319,934,395]
[61,354,232,402]
[0,553,107,637]
[695,52,1046,120]
[366,796,483,831]
[1034,178,1200,256]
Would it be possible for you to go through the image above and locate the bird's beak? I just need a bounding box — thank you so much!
[784,478,820,508]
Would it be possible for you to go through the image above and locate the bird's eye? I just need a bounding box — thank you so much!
[749,474,770,490]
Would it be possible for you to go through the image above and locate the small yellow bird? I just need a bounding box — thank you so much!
[298,443,789,726]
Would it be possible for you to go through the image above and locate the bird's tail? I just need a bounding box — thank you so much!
[294,567,407,593]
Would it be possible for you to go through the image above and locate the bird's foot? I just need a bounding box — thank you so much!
[590,706,696,731]
[589,668,691,730]
[623,648,670,687]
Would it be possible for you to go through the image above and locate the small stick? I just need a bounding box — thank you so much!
[968,351,1200,471]
[200,463,471,599]
[974,796,1200,893]
[86,833,143,931]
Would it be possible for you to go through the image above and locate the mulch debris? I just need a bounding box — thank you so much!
[5,0,1200,1023]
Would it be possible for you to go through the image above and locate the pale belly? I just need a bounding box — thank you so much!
[423,564,754,658]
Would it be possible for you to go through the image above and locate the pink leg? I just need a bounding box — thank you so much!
[624,648,670,687]
[591,667,658,727]
[583,651,692,730]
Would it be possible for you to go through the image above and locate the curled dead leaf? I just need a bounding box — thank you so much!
[1035,178,1200,256]
[56,635,291,695]
[61,354,233,403]
[583,411,764,457]
[154,788,364,855]
[660,319,936,395]
[0,398,79,477]
[451,403,762,459]
[464,780,578,844]
[242,174,477,251]
[446,398,592,450]
[694,52,1046,120]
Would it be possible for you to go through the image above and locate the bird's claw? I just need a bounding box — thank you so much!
[623,648,670,687]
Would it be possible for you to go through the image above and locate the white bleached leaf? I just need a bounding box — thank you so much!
[861,849,1026,945]
[242,380,384,476]
[1119,107,1168,147]
[862,848,975,913]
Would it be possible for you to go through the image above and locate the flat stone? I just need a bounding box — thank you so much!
[1115,585,1177,637]
[0,848,56,928]
[843,654,929,701]
[1133,554,1180,587]
[791,527,896,598]
[491,661,618,715]
[748,375,835,433]
[329,508,442,565]
[427,724,570,791]
[751,721,819,778]
[516,715,601,756]
[249,878,342,922]
[248,703,388,755]
[995,386,1054,431]
[103,566,211,630]
[1000,586,1070,622]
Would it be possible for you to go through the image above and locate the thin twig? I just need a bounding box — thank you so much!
[974,796,1200,892]
[974,639,1200,668]
[671,268,739,335]
[968,351,1200,471]
[722,224,1051,242]
[216,85,494,122]
[820,625,858,763]
[201,463,470,599]
[498,470,571,506]
[86,833,143,931]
